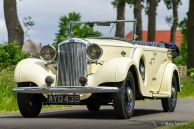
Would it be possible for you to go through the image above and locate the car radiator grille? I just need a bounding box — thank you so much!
[58,42,87,86]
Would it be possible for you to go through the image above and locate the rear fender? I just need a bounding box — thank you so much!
[159,63,180,96]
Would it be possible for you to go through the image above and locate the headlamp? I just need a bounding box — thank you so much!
[86,44,103,61]
[40,45,56,63]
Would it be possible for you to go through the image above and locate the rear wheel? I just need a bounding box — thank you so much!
[113,71,135,119]
[161,75,177,112]
[17,83,42,118]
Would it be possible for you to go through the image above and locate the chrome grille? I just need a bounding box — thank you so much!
[58,42,87,86]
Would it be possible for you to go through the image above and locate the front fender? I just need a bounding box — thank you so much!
[14,58,56,87]
[88,57,137,86]
[159,63,180,96]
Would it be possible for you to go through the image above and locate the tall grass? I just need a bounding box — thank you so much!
[178,77,194,98]
[0,66,18,112]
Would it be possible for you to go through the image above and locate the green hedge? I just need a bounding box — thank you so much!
[0,43,26,71]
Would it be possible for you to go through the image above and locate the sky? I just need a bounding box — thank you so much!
[0,0,189,45]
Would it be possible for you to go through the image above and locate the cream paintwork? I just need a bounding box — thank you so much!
[130,47,152,97]
[81,57,137,100]
[156,63,180,97]
[14,38,180,100]
[85,38,134,47]
[14,57,137,100]
[14,58,56,87]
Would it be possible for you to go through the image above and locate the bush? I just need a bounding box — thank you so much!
[173,18,187,65]
[187,68,194,78]
[0,43,26,71]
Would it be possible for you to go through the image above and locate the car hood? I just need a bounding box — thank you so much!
[85,38,134,47]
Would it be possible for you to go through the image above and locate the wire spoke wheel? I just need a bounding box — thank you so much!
[125,82,134,112]
[161,74,177,112]
[113,71,135,119]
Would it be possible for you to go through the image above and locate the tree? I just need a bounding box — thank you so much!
[23,16,35,38]
[187,0,194,69]
[4,0,24,47]
[164,0,182,42]
[55,12,101,43]
[147,0,159,41]
[112,0,132,38]
[173,18,187,65]
[134,0,143,40]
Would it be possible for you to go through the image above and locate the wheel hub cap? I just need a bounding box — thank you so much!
[171,87,176,106]
[125,84,133,110]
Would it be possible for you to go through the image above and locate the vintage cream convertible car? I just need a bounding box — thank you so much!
[13,20,180,119]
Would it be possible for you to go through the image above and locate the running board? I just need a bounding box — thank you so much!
[152,93,170,98]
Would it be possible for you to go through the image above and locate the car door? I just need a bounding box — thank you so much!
[141,47,156,93]
[149,48,167,93]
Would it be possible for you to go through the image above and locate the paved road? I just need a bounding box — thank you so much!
[0,98,194,129]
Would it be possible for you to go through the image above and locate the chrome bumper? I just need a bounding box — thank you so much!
[13,86,119,94]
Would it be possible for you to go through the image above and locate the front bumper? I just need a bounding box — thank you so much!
[13,86,119,94]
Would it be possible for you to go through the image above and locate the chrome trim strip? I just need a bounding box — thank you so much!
[13,86,119,94]
[58,38,90,47]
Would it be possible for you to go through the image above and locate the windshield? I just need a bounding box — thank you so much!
[69,20,137,40]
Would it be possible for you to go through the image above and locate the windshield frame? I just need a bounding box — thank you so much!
[69,20,137,40]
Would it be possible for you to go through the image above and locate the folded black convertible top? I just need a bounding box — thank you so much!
[132,41,180,58]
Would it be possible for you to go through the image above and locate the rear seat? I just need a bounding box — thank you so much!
[131,40,179,58]
[132,41,166,48]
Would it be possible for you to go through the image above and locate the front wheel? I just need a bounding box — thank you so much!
[17,83,42,118]
[113,71,135,119]
[161,75,177,112]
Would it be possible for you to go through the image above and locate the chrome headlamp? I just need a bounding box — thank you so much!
[40,45,56,63]
[86,44,103,61]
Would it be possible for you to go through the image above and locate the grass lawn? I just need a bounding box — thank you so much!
[158,121,194,129]
[178,77,194,98]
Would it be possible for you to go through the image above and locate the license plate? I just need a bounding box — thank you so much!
[47,95,80,104]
